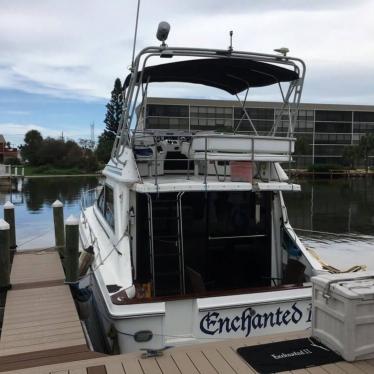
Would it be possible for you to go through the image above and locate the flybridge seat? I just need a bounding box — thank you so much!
[133,133,167,176]
[180,132,295,162]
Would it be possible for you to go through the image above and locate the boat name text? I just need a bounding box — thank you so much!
[200,302,311,336]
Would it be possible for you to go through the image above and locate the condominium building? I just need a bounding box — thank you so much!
[143,98,374,168]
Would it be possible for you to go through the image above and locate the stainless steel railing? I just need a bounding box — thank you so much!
[131,131,295,187]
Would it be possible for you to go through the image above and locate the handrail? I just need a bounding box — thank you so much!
[111,45,305,165]
[80,187,104,262]
[131,131,295,187]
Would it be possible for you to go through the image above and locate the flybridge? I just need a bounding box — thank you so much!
[110,30,306,165]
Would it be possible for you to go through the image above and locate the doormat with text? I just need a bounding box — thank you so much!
[237,337,342,373]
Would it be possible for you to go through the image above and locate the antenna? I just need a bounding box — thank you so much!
[90,122,95,149]
[228,30,233,53]
[274,47,289,57]
[131,0,141,70]
[156,21,170,47]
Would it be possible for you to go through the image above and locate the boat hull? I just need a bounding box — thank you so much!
[90,272,312,353]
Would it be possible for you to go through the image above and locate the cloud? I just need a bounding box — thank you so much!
[0,0,373,105]
[0,123,90,146]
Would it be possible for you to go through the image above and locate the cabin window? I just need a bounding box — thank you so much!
[96,185,115,230]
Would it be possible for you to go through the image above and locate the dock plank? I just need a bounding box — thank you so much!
[155,354,182,374]
[121,358,144,374]
[202,348,237,374]
[3,329,374,374]
[185,350,217,374]
[10,252,65,290]
[0,283,89,372]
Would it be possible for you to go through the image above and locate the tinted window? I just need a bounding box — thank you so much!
[315,122,351,133]
[354,112,374,122]
[315,110,351,122]
[147,104,188,117]
[234,108,274,120]
[97,185,115,230]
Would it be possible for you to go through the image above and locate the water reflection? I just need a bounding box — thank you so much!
[21,177,98,212]
[1,176,373,270]
[0,176,99,249]
[284,178,374,271]
[284,178,374,235]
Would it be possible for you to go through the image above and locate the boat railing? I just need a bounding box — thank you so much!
[132,131,294,187]
[80,186,105,262]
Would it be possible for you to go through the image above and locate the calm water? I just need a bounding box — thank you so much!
[284,177,374,271]
[0,176,98,250]
[1,176,373,270]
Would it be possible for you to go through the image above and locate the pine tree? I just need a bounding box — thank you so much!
[96,78,123,163]
[104,78,123,136]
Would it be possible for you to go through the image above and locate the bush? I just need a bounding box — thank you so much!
[6,157,21,165]
[307,164,346,173]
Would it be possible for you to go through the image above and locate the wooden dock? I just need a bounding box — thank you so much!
[1,250,374,373]
[2,329,374,374]
[0,250,103,372]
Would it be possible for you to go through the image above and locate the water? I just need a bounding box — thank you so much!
[1,176,373,270]
[0,176,98,250]
[284,177,374,271]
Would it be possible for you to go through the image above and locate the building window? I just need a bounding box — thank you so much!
[354,112,374,122]
[315,110,351,122]
[191,106,232,119]
[97,185,115,230]
[315,122,351,133]
[234,107,274,120]
[146,104,188,117]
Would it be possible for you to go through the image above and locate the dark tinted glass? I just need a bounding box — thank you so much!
[147,104,189,117]
[315,122,351,133]
[234,107,274,120]
[354,112,374,122]
[315,110,351,122]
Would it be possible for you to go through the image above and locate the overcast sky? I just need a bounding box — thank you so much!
[1,0,374,145]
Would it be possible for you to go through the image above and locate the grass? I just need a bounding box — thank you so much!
[23,165,98,176]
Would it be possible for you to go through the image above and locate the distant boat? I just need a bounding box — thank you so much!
[80,22,331,353]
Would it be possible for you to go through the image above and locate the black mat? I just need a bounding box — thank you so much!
[237,338,342,374]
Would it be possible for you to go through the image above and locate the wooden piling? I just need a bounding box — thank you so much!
[3,202,16,253]
[64,215,79,283]
[0,219,11,293]
[52,200,65,258]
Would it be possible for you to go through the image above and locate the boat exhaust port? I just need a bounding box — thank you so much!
[134,330,153,343]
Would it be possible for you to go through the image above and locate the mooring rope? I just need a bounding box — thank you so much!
[17,228,53,247]
[306,247,367,273]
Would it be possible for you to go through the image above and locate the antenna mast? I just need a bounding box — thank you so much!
[90,122,95,149]
[131,0,141,70]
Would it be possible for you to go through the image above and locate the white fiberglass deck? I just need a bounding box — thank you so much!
[133,175,301,193]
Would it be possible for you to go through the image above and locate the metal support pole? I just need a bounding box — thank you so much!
[64,215,79,284]
[52,200,65,258]
[0,219,11,291]
[4,201,16,251]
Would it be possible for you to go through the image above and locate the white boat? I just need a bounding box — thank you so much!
[80,23,326,353]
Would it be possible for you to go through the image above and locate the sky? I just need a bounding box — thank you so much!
[1,0,374,146]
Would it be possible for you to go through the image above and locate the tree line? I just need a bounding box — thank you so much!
[20,130,98,172]
[19,77,124,172]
